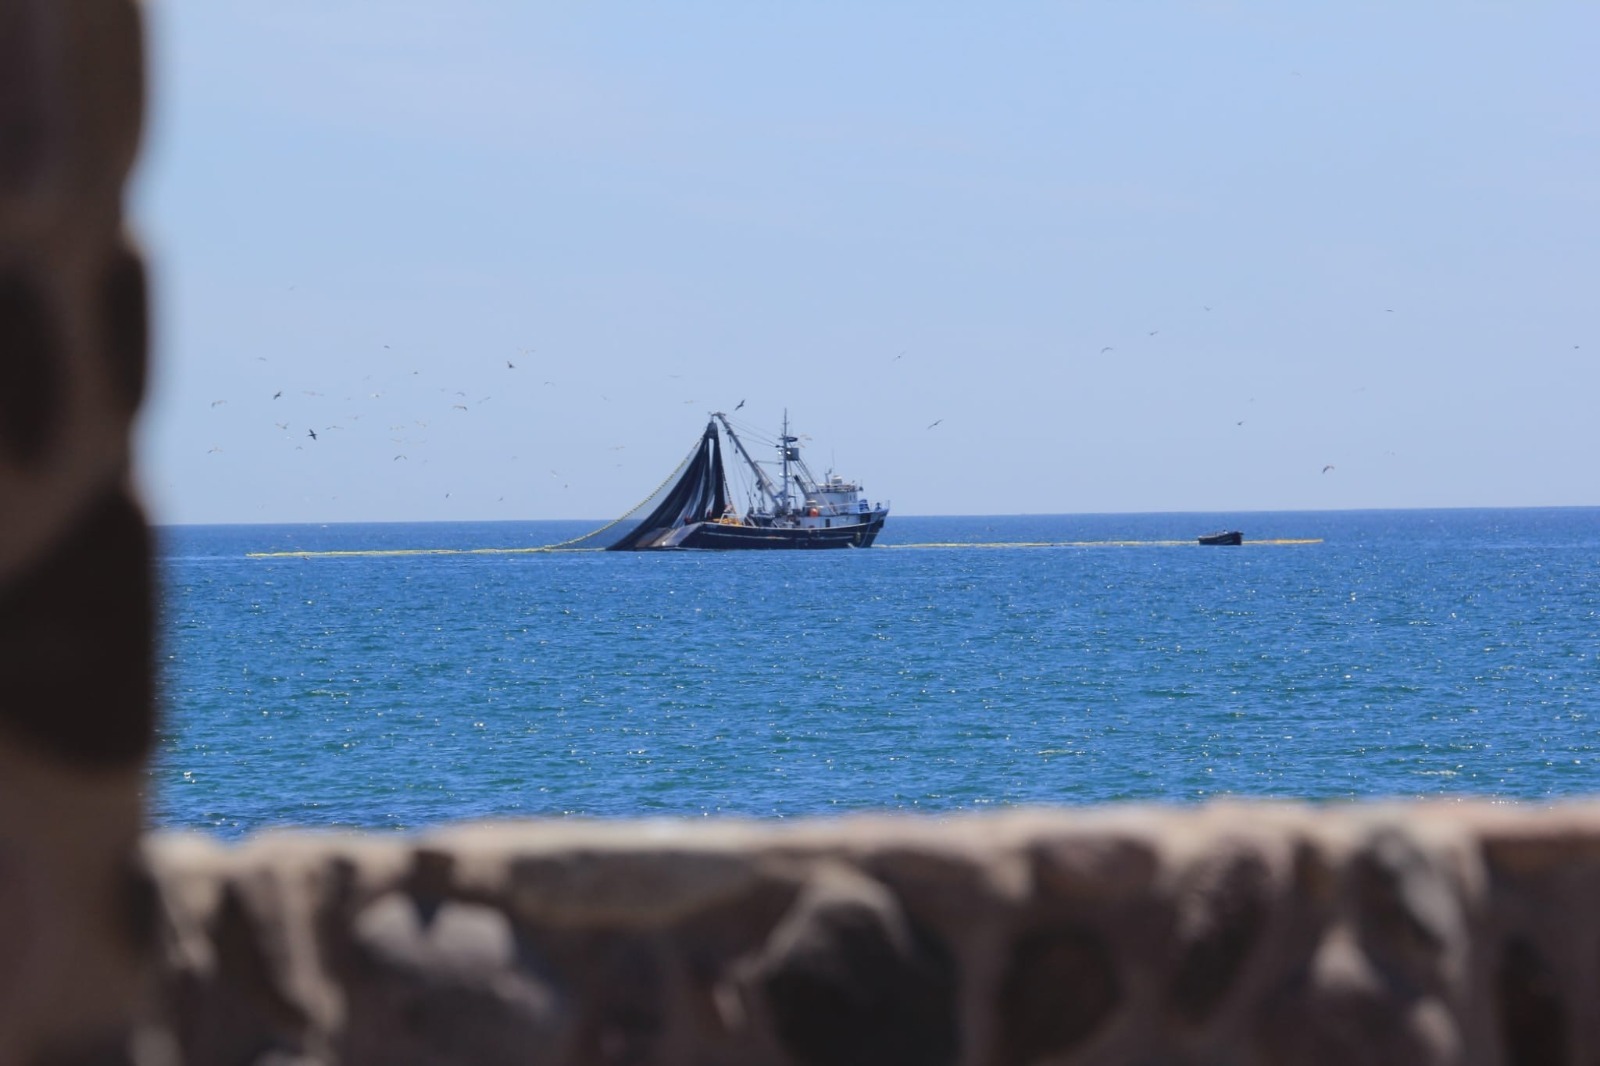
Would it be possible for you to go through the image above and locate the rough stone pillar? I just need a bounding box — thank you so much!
[0,1,153,1062]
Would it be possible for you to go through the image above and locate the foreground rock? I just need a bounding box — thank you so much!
[136,803,1600,1065]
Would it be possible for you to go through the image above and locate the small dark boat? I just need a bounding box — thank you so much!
[1197,530,1243,546]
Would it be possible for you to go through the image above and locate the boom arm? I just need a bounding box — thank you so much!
[712,412,781,505]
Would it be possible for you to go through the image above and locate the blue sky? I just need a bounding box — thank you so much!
[133,3,1598,524]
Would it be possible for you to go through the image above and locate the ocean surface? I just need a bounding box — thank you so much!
[152,509,1600,837]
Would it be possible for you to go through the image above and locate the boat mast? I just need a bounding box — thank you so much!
[711,412,781,509]
[779,409,793,513]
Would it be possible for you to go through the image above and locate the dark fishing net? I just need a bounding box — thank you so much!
[549,422,730,551]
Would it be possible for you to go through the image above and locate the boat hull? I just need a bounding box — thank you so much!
[675,512,887,550]
[1197,530,1244,546]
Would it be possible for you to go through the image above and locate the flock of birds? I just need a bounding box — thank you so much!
[203,304,1583,496]
[904,302,1401,477]
[202,347,771,504]
[208,319,1342,480]
[203,348,526,475]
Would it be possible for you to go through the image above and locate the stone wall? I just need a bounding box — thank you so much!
[5,5,1599,1065]
[133,805,1597,1066]
[0,1,155,1064]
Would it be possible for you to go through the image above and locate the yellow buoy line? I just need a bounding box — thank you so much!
[888,537,1323,550]
[246,537,1322,559]
[246,546,600,558]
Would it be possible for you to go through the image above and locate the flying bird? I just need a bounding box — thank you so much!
[210,400,226,407]
[1322,464,1335,474]
[507,360,515,369]
[307,429,317,441]
[272,391,282,400]
[1147,330,1159,336]
[735,399,745,410]
[274,422,288,430]
[927,419,943,429]
[1099,346,1114,354]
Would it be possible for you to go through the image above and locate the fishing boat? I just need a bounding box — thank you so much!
[606,412,889,550]
[1197,530,1244,546]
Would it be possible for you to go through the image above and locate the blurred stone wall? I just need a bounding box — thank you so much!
[0,1,155,1064]
[137,806,1595,1066]
[4,4,1597,1066]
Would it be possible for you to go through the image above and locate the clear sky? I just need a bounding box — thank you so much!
[132,3,1598,525]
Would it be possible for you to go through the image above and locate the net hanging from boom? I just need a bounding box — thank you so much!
[550,422,731,551]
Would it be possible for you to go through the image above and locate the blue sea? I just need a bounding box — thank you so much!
[152,510,1600,837]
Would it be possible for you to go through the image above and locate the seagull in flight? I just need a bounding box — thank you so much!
[1099,346,1114,354]
[272,391,282,400]
[307,428,318,441]
[507,360,515,369]
[734,399,745,411]
[927,419,943,429]
[1322,464,1335,474]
